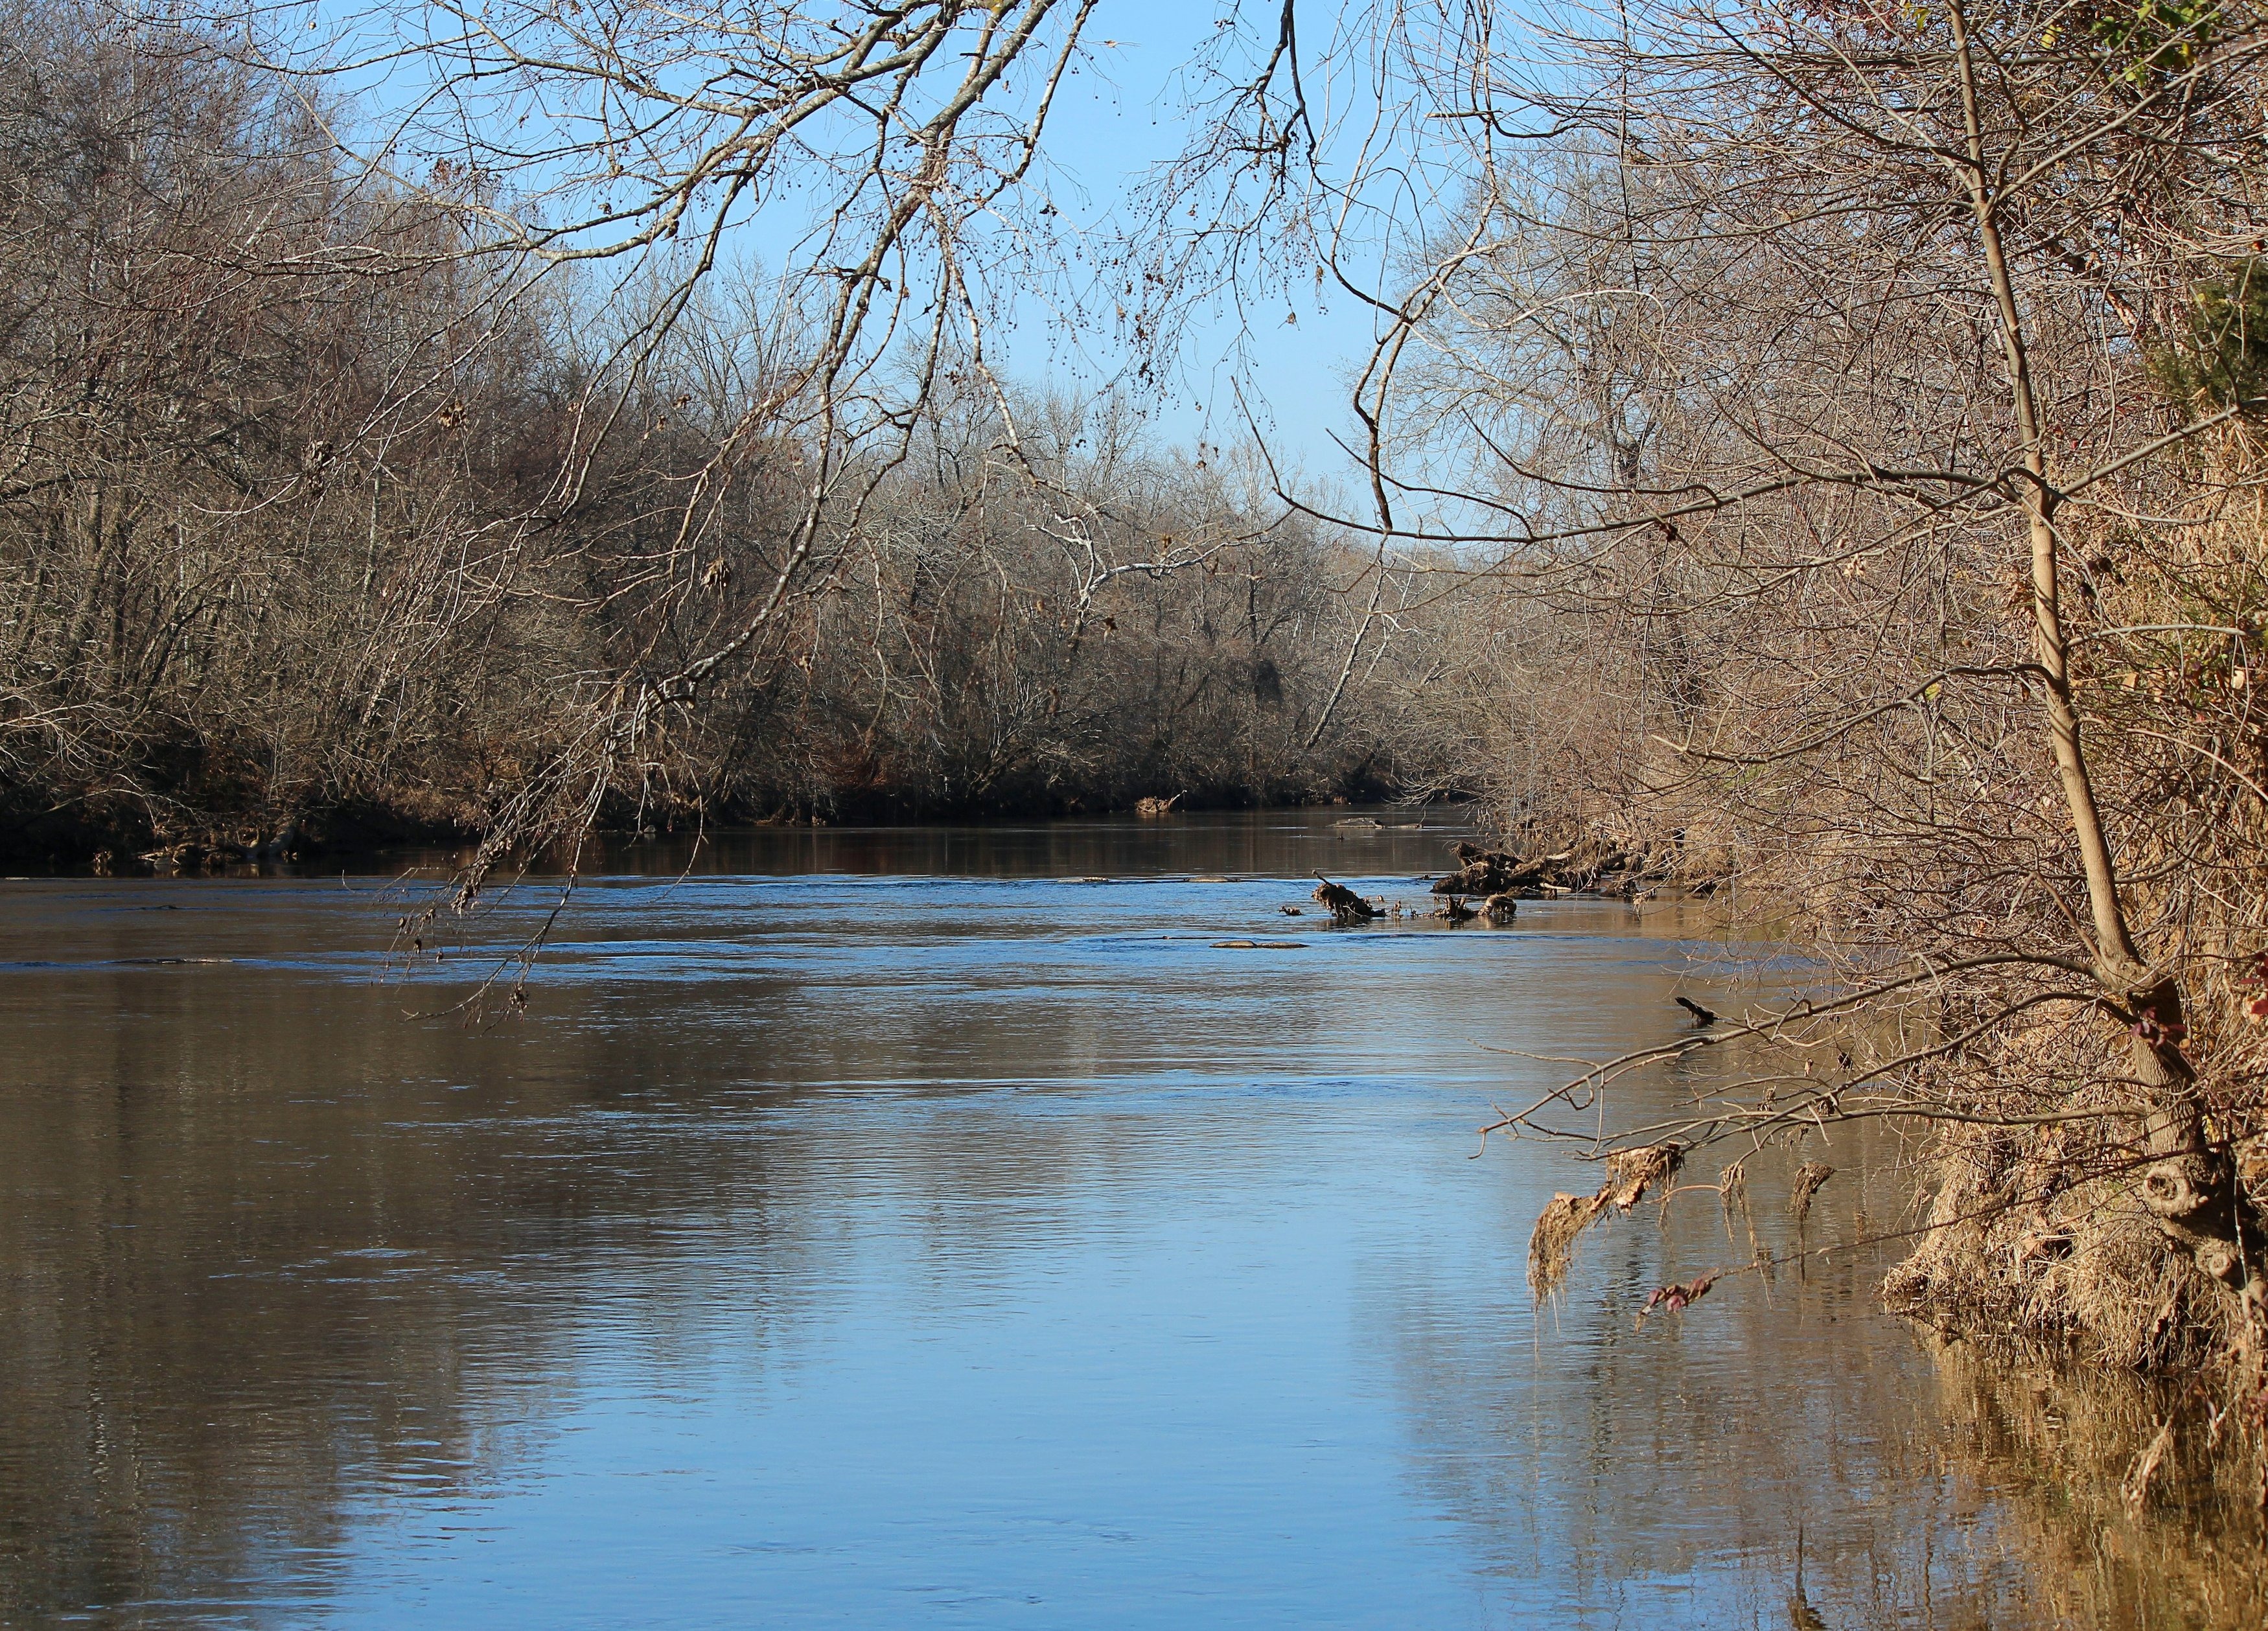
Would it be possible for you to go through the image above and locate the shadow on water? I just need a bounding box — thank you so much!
[0,811,2258,1626]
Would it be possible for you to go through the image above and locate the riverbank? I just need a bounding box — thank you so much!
[0,776,1426,877]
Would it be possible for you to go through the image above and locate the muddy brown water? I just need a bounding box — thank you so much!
[0,811,2258,1626]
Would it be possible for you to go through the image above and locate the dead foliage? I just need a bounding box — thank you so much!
[1528,1192,1610,1296]
[1789,1162,1834,1227]
[1636,1273,1719,1328]
[1718,1158,1750,1217]
[1601,1142,1684,1212]
[1527,1142,1687,1297]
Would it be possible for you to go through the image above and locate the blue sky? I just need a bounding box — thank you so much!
[976,3,1381,478]
[294,1,1391,480]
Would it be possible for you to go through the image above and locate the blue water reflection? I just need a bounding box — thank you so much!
[0,813,2213,1626]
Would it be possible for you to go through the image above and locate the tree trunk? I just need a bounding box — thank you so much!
[1949,0,2263,1321]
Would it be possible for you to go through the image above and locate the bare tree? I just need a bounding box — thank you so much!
[1205,0,2268,1382]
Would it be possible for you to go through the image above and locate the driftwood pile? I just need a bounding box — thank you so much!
[1308,828,1709,930]
[1429,838,1693,903]
[124,822,305,874]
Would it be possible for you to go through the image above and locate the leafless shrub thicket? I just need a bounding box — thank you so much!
[0,3,562,857]
[0,5,1407,869]
[561,365,1405,826]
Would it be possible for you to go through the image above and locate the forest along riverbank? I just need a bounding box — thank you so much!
[0,811,2259,1628]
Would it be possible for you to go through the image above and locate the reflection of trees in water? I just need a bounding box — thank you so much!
[1363,1130,2038,1627]
[0,862,1363,1625]
[0,846,1810,1625]
[1924,1341,2268,1630]
[0,969,811,1625]
[1368,1107,2268,1628]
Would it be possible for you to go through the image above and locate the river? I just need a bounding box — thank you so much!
[0,811,2256,1626]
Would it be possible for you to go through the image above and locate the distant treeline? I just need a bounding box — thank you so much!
[0,6,1425,867]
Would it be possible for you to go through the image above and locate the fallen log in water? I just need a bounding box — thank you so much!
[1311,874,1378,922]
[1430,834,1691,899]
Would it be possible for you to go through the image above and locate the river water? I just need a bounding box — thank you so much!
[0,811,2257,1627]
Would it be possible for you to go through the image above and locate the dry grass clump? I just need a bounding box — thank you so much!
[1787,1161,1834,1226]
[1528,1192,1610,1297]
[1527,1142,1685,1297]
[1884,1105,2247,1374]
